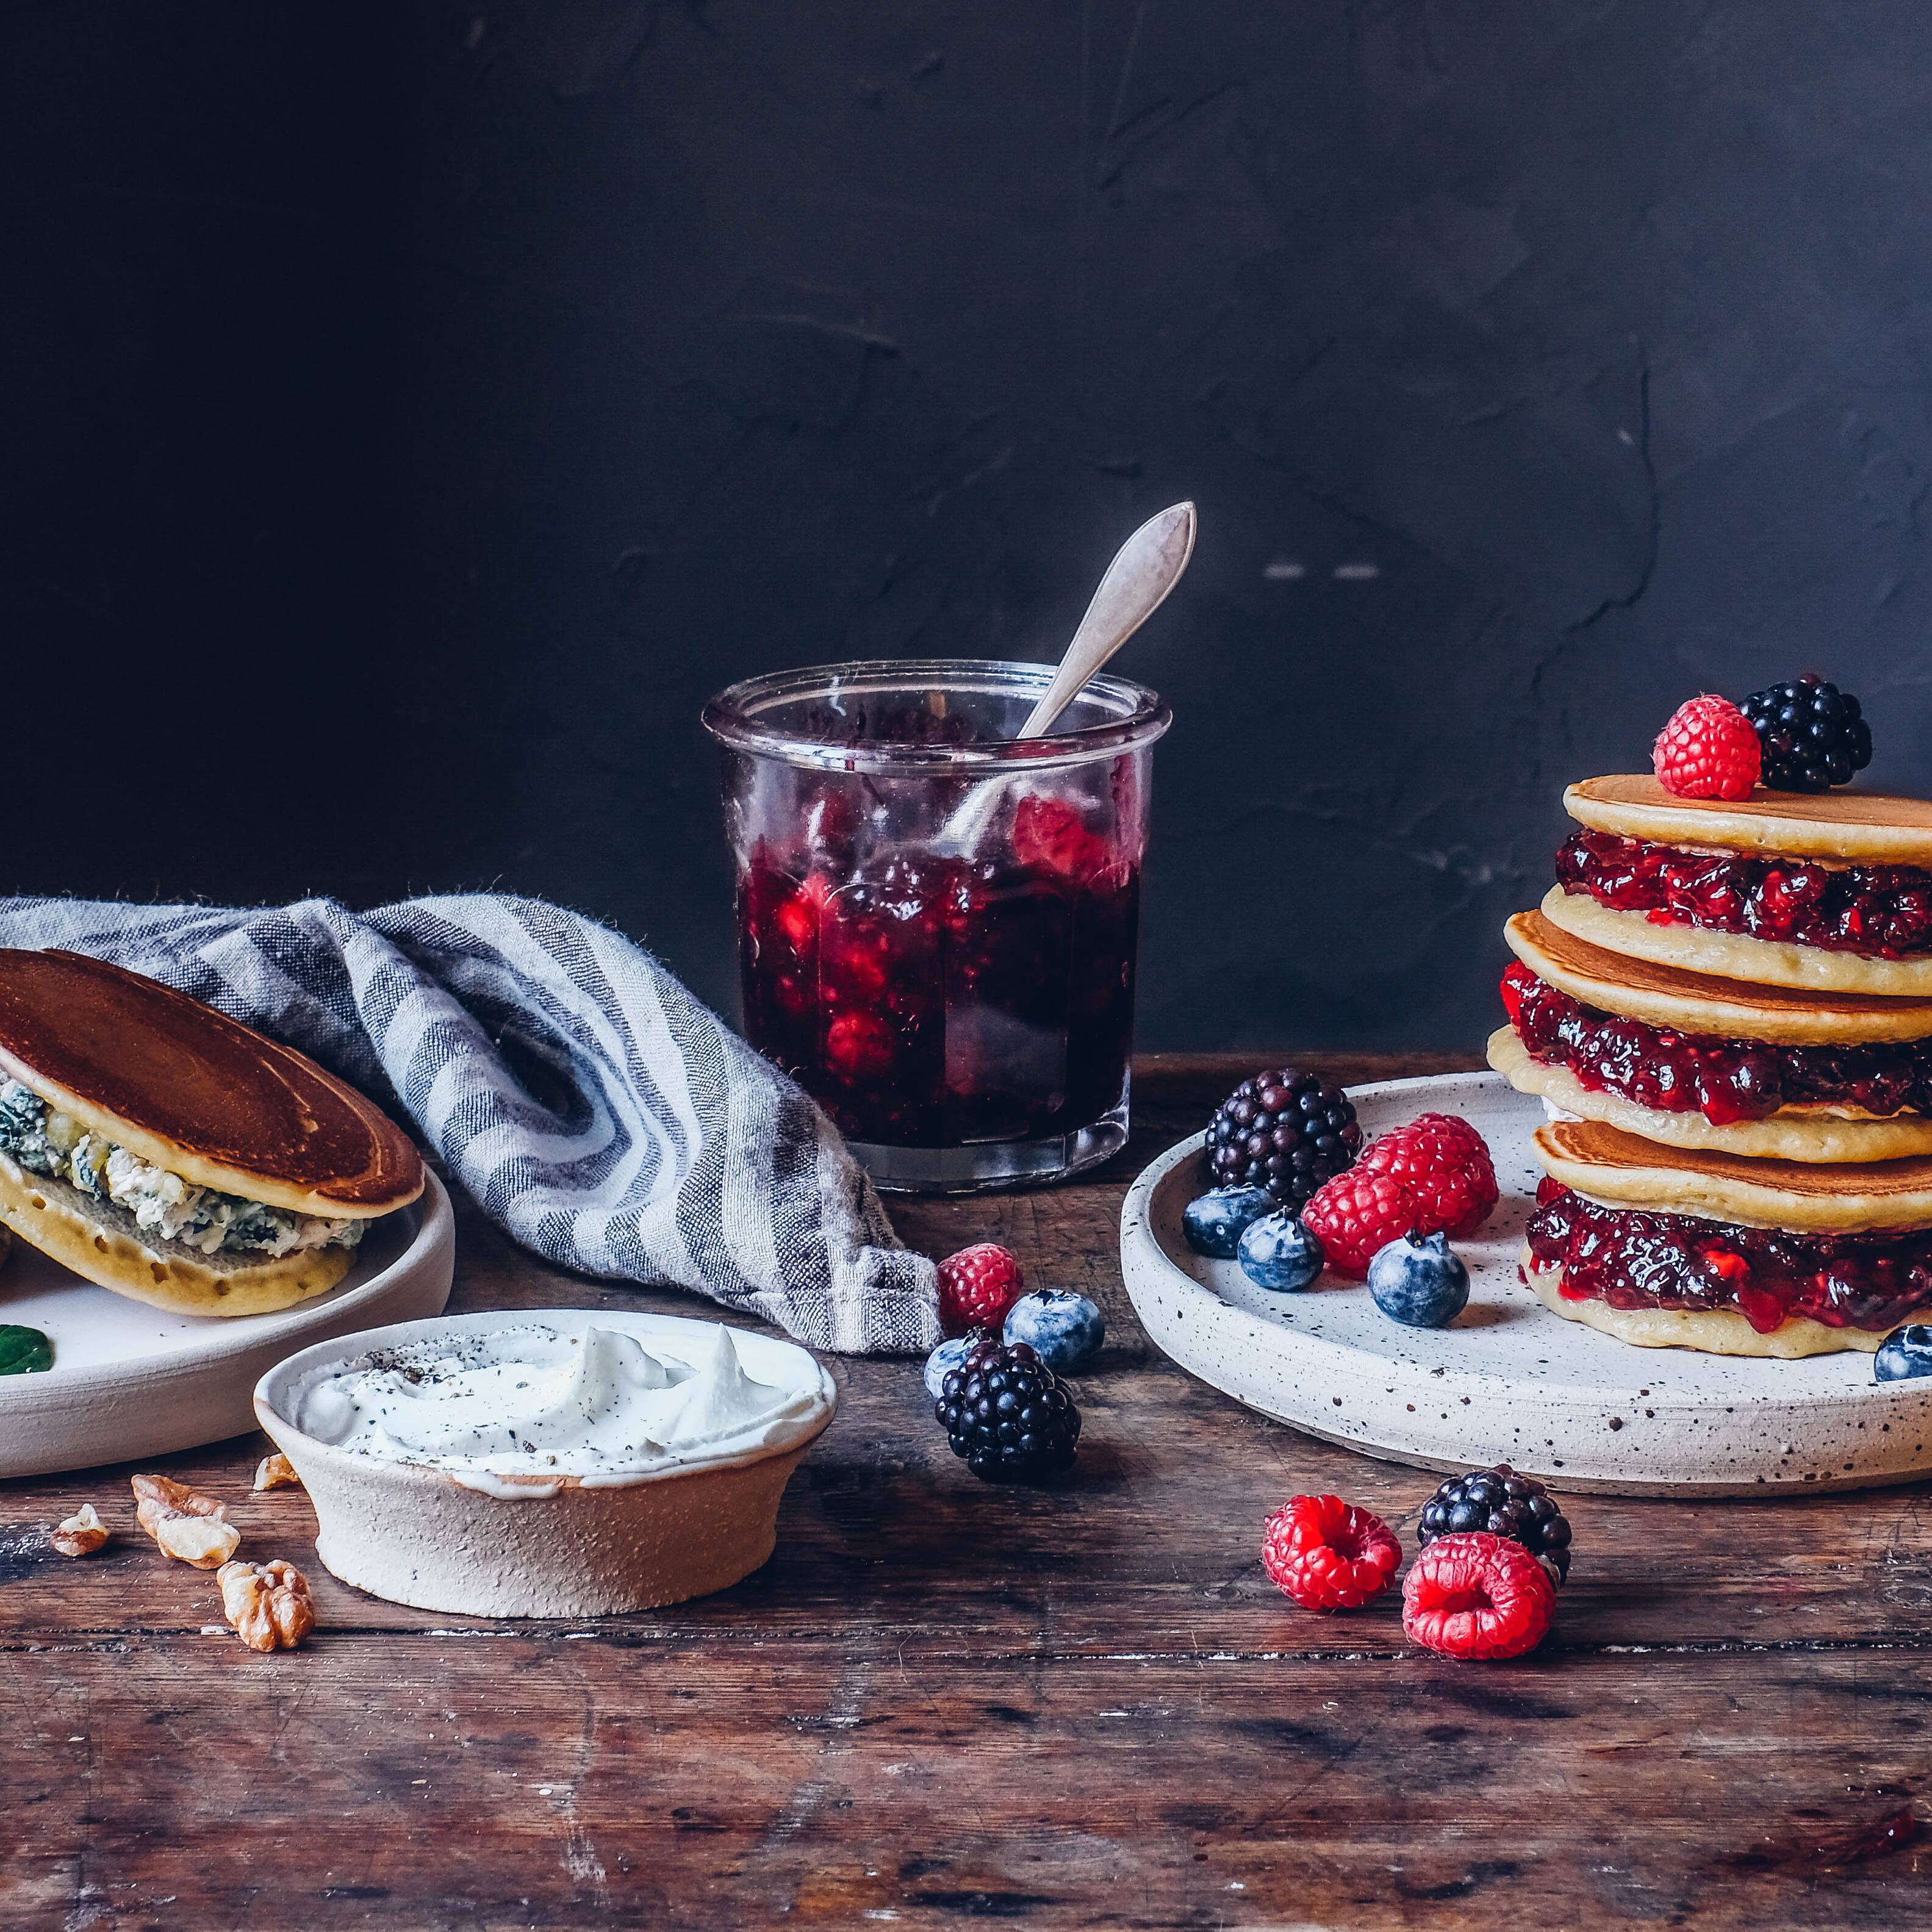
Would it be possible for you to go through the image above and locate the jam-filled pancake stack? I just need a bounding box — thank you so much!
[1491,717,1932,1357]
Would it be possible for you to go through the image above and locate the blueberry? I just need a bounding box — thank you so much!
[923,1334,977,1400]
[1003,1288,1105,1374]
[1237,1212,1326,1293]
[1183,1185,1276,1259]
[1875,1323,1932,1382]
[1367,1230,1470,1329]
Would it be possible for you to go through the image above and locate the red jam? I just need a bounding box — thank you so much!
[738,800,1138,1147]
[1525,1188,1932,1334]
[1553,830,1932,957]
[1501,963,1932,1125]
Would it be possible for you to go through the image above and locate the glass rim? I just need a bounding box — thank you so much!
[702,657,1172,774]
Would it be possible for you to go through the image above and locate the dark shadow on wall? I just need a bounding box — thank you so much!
[7,1,1932,1050]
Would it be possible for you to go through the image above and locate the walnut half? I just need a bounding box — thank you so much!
[51,1503,108,1557]
[217,1559,315,1652]
[130,1473,240,1569]
[253,1452,301,1493]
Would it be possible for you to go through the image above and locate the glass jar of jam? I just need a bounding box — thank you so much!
[703,659,1170,1193]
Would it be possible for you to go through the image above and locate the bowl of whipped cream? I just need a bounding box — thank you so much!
[254,1309,838,1616]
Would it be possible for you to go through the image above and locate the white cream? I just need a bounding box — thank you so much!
[292,1321,824,1492]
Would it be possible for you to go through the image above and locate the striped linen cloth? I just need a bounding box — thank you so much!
[0,894,939,1354]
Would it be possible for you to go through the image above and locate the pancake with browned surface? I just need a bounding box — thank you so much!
[1532,1118,1932,1231]
[1564,774,1932,867]
[0,950,422,1316]
[1488,1025,1932,1163]
[1505,908,1932,1043]
[0,950,420,1215]
[1539,885,1932,998]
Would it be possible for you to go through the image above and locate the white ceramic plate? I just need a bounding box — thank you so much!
[0,1171,456,1478]
[1120,1071,1932,1495]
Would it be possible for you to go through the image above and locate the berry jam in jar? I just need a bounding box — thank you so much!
[705,661,1169,1192]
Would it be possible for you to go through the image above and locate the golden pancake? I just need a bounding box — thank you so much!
[0,950,422,1218]
[1532,1118,1932,1230]
[1505,908,1932,1043]
[1521,1256,1882,1358]
[0,1153,354,1318]
[1488,1025,1932,1163]
[1564,774,1932,867]
[1539,886,1932,998]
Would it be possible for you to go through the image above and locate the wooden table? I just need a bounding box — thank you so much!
[7,1052,1932,1929]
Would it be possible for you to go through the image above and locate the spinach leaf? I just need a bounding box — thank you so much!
[0,1325,52,1375]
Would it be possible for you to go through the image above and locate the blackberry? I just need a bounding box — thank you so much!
[1740,674,1872,794]
[1204,1067,1362,1210]
[1417,1464,1572,1585]
[934,1337,1080,1482]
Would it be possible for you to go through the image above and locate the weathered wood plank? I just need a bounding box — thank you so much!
[6,1052,1932,1930]
[4,1639,1928,1929]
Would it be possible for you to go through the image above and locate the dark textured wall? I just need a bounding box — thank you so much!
[10,2,1932,1050]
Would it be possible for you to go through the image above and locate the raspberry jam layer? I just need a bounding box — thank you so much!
[1501,963,1932,1125]
[1525,1187,1932,1334]
[1554,830,1932,958]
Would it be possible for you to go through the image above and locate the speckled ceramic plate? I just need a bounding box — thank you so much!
[1120,1072,1932,1495]
[0,1172,455,1478]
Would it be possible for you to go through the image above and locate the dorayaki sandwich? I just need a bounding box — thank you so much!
[1489,908,1932,1163]
[0,950,423,1317]
[1543,774,1932,997]
[1522,1118,1932,1359]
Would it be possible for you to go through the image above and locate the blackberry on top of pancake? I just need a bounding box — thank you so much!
[0,950,423,1318]
[1488,910,1932,1163]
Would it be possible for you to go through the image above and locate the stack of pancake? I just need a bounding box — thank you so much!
[1487,775,1932,1357]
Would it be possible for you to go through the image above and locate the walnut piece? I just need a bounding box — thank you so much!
[217,1559,315,1652]
[130,1473,240,1569]
[253,1453,301,1493]
[51,1503,108,1557]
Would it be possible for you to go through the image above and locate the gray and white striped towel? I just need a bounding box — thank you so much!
[0,894,940,1354]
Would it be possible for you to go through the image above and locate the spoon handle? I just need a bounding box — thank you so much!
[1018,501,1197,739]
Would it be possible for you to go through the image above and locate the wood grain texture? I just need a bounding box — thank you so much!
[7,1053,1932,1929]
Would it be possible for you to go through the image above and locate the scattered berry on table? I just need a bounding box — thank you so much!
[1237,1212,1326,1293]
[1300,1168,1422,1279]
[1740,673,1872,794]
[1418,1464,1573,1585]
[1183,1184,1276,1259]
[1262,1493,1401,1612]
[1367,1230,1471,1329]
[1004,1288,1106,1374]
[1874,1324,1932,1384]
[1402,1531,1556,1661]
[1358,1114,1498,1238]
[1204,1068,1362,1212]
[923,1332,982,1401]
[1651,694,1762,800]
[934,1336,1081,1482]
[936,1243,1026,1337]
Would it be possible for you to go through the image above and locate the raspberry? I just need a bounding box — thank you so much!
[1011,796,1106,881]
[1300,1169,1423,1278]
[1652,694,1762,801]
[1402,1531,1556,1661]
[1359,1115,1498,1239]
[1262,1493,1401,1611]
[936,1243,1026,1337]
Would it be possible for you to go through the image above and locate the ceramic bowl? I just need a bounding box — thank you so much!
[254,1308,836,1617]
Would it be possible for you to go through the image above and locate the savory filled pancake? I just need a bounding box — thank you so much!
[0,950,422,1317]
